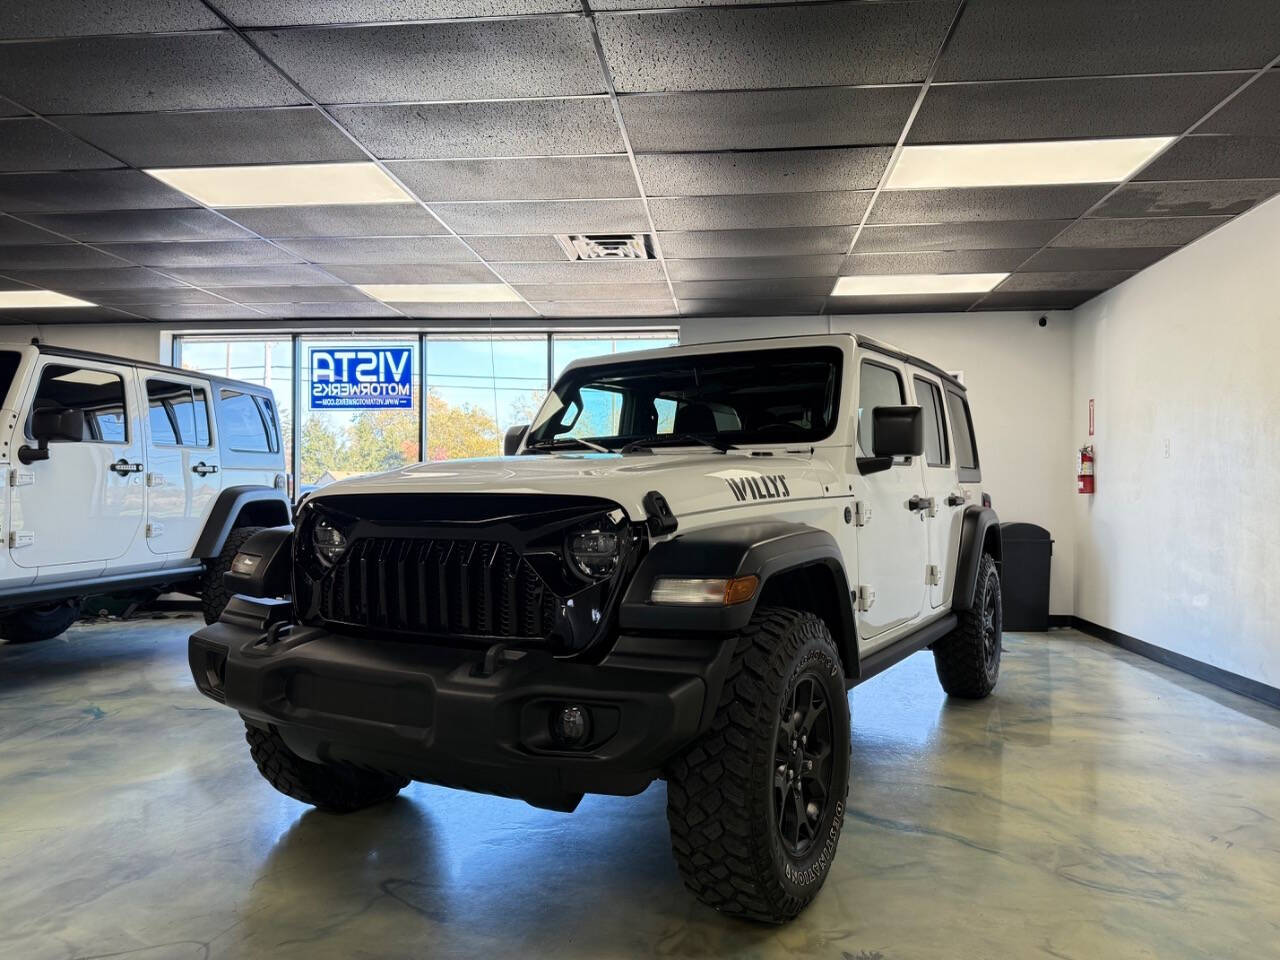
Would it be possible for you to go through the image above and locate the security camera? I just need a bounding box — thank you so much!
[1038,315,1048,328]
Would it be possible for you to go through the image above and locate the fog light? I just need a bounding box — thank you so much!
[551,704,592,747]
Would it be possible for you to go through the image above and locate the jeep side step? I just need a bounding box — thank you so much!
[854,614,957,686]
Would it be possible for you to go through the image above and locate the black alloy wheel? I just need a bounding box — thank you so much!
[773,671,835,857]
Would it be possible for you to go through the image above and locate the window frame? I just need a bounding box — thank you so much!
[145,377,214,449]
[912,375,951,469]
[219,387,277,454]
[26,361,131,446]
[944,386,981,483]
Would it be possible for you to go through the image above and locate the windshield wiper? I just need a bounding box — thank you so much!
[525,436,611,454]
[620,433,732,454]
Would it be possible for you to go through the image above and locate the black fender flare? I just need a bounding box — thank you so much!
[193,486,292,560]
[952,506,1002,612]
[619,520,858,673]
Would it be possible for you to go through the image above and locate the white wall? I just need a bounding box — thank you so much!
[1071,194,1280,688]
[683,311,1078,614]
[0,322,164,363]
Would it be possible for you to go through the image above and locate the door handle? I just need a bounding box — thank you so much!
[110,459,144,476]
[193,461,220,476]
[946,493,966,507]
[908,495,934,512]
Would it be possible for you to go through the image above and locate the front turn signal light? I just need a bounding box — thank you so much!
[650,575,759,606]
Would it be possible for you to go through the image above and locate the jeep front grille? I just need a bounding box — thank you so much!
[316,537,558,641]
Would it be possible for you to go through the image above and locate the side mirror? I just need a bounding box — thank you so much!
[20,408,86,465]
[503,423,529,457]
[872,405,924,458]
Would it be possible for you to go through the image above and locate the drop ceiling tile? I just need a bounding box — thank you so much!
[869,186,1108,225]
[840,249,1040,275]
[246,301,403,318]
[854,220,1070,253]
[0,244,127,270]
[251,20,603,103]
[0,119,120,173]
[162,264,343,286]
[465,235,570,262]
[531,300,677,318]
[96,240,303,268]
[389,157,638,202]
[0,305,145,323]
[1,267,184,290]
[996,271,1135,292]
[331,99,623,160]
[979,290,1104,310]
[673,278,834,299]
[659,227,855,259]
[826,293,982,314]
[0,102,26,119]
[321,262,498,284]
[136,303,270,320]
[0,170,197,213]
[397,301,539,318]
[0,216,63,245]
[273,236,478,264]
[1199,71,1280,136]
[0,34,302,114]
[28,209,255,243]
[77,287,227,306]
[1019,246,1179,272]
[665,256,843,282]
[679,297,825,316]
[495,260,666,284]
[638,148,891,197]
[1134,135,1280,181]
[430,200,649,236]
[214,285,374,304]
[620,86,919,153]
[936,0,1280,81]
[910,74,1244,144]
[60,108,365,168]
[594,0,827,7]
[225,204,445,239]
[1049,216,1228,248]
[513,282,671,301]
[1090,179,1280,219]
[219,0,579,26]
[597,3,957,92]
[650,192,871,231]
[0,0,221,38]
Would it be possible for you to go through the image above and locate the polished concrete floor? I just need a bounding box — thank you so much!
[2,616,1278,960]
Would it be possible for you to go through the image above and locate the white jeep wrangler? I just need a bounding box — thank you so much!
[191,333,1003,923]
[0,341,290,642]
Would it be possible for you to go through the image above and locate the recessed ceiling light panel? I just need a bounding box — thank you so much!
[145,162,414,207]
[886,137,1173,189]
[356,283,522,303]
[0,290,97,308]
[831,273,1008,297]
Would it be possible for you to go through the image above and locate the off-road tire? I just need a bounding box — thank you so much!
[245,722,408,813]
[933,552,1002,699]
[0,599,82,643]
[666,607,850,923]
[200,525,264,624]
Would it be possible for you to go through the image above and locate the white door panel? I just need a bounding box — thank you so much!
[911,374,962,609]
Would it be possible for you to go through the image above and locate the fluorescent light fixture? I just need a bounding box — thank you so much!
[831,273,1008,297]
[886,137,1173,189]
[356,283,522,303]
[144,162,413,207]
[0,290,97,308]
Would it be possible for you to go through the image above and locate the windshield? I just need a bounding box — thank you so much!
[525,346,843,451]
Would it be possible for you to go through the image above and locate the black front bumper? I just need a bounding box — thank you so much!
[190,597,734,811]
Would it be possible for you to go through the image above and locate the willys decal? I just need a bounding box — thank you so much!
[725,474,790,502]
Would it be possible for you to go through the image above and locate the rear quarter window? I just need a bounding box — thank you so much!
[219,389,276,453]
[945,388,980,481]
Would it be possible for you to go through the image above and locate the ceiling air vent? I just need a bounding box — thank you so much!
[556,233,653,261]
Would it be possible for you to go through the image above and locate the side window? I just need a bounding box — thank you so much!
[945,389,980,479]
[192,388,211,446]
[857,360,905,457]
[219,389,272,453]
[913,376,949,467]
[654,397,677,434]
[30,363,129,444]
[565,386,623,438]
[147,379,214,447]
[256,396,281,453]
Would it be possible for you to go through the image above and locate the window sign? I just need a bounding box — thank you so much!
[309,346,413,410]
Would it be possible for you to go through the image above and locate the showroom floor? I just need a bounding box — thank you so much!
[1,618,1277,960]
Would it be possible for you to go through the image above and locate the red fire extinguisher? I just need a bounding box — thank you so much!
[1077,444,1095,494]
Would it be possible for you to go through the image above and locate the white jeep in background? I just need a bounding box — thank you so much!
[192,332,1004,923]
[0,341,290,642]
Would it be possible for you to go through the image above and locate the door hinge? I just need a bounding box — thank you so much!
[926,564,941,586]
[146,472,166,487]
[9,530,34,549]
[8,469,34,487]
[856,585,876,612]
[853,501,871,527]
[146,522,166,539]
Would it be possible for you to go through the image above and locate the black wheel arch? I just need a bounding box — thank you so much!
[618,520,859,679]
[193,486,291,560]
[951,506,1002,612]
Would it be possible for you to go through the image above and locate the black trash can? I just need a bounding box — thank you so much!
[999,522,1053,631]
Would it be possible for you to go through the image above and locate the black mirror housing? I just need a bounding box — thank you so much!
[503,423,529,457]
[31,408,86,443]
[872,405,924,458]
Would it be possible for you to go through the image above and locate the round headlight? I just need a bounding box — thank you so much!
[568,530,620,578]
[313,518,348,567]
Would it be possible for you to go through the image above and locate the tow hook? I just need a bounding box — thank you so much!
[475,642,527,678]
